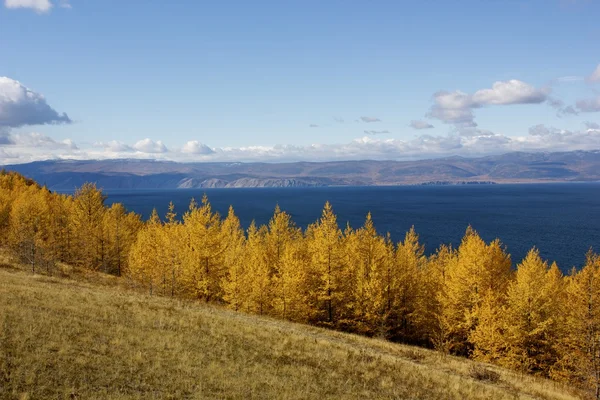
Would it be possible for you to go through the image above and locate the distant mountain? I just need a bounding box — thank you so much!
[3,150,600,190]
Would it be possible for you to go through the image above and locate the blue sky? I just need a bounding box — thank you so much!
[1,0,599,163]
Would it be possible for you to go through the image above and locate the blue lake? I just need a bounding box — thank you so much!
[100,184,600,272]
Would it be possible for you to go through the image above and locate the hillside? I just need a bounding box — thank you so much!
[4,150,600,189]
[0,265,580,400]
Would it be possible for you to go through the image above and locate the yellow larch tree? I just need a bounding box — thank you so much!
[390,226,427,344]
[422,244,455,349]
[70,183,106,270]
[551,251,600,398]
[305,202,347,326]
[159,201,186,297]
[7,186,50,273]
[181,195,225,301]
[102,202,142,276]
[439,226,512,356]
[243,222,273,315]
[221,206,247,310]
[344,213,389,335]
[275,234,310,322]
[266,205,302,319]
[480,248,563,375]
[127,208,163,294]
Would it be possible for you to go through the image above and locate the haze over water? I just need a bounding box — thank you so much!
[100,183,600,272]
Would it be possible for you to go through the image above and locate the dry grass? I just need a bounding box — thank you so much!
[0,265,582,400]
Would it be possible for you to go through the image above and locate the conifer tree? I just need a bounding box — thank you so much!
[439,227,511,355]
[305,202,346,326]
[423,244,455,349]
[70,183,106,270]
[127,208,162,294]
[102,203,142,276]
[222,206,247,310]
[244,222,272,315]
[391,226,426,343]
[181,195,225,301]
[266,206,302,319]
[344,214,389,335]
[552,251,600,398]
[160,202,185,297]
[275,234,310,322]
[8,186,49,273]
[480,248,562,375]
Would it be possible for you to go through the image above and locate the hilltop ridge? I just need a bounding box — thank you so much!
[4,150,600,189]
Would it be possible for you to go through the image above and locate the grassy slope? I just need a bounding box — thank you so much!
[0,266,581,400]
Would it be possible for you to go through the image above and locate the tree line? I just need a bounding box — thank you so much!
[1,170,599,397]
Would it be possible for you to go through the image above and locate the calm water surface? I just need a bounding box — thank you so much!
[100,184,600,272]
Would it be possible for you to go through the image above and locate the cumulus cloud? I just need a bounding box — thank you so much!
[576,97,600,113]
[363,130,390,135]
[427,80,549,128]
[133,138,168,153]
[10,132,78,149]
[4,0,52,13]
[0,77,71,128]
[588,64,600,83]
[410,120,434,130]
[360,116,381,123]
[181,141,214,155]
[472,80,549,105]
[5,125,600,166]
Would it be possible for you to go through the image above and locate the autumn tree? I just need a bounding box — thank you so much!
[343,214,389,335]
[552,251,600,398]
[439,227,512,355]
[305,202,347,326]
[390,226,427,343]
[102,202,142,276]
[243,222,272,315]
[128,209,163,294]
[70,183,106,270]
[222,206,247,310]
[483,249,563,374]
[7,186,50,273]
[266,206,303,319]
[181,196,225,301]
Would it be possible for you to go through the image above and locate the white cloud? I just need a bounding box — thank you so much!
[472,80,548,105]
[409,120,434,130]
[0,77,71,128]
[360,116,381,123]
[181,141,214,155]
[4,0,52,13]
[11,132,77,149]
[4,126,600,166]
[133,138,168,153]
[427,80,549,128]
[588,64,600,83]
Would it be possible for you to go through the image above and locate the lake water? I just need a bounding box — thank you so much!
[101,184,600,272]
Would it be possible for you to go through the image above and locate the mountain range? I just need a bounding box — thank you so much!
[3,150,600,190]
